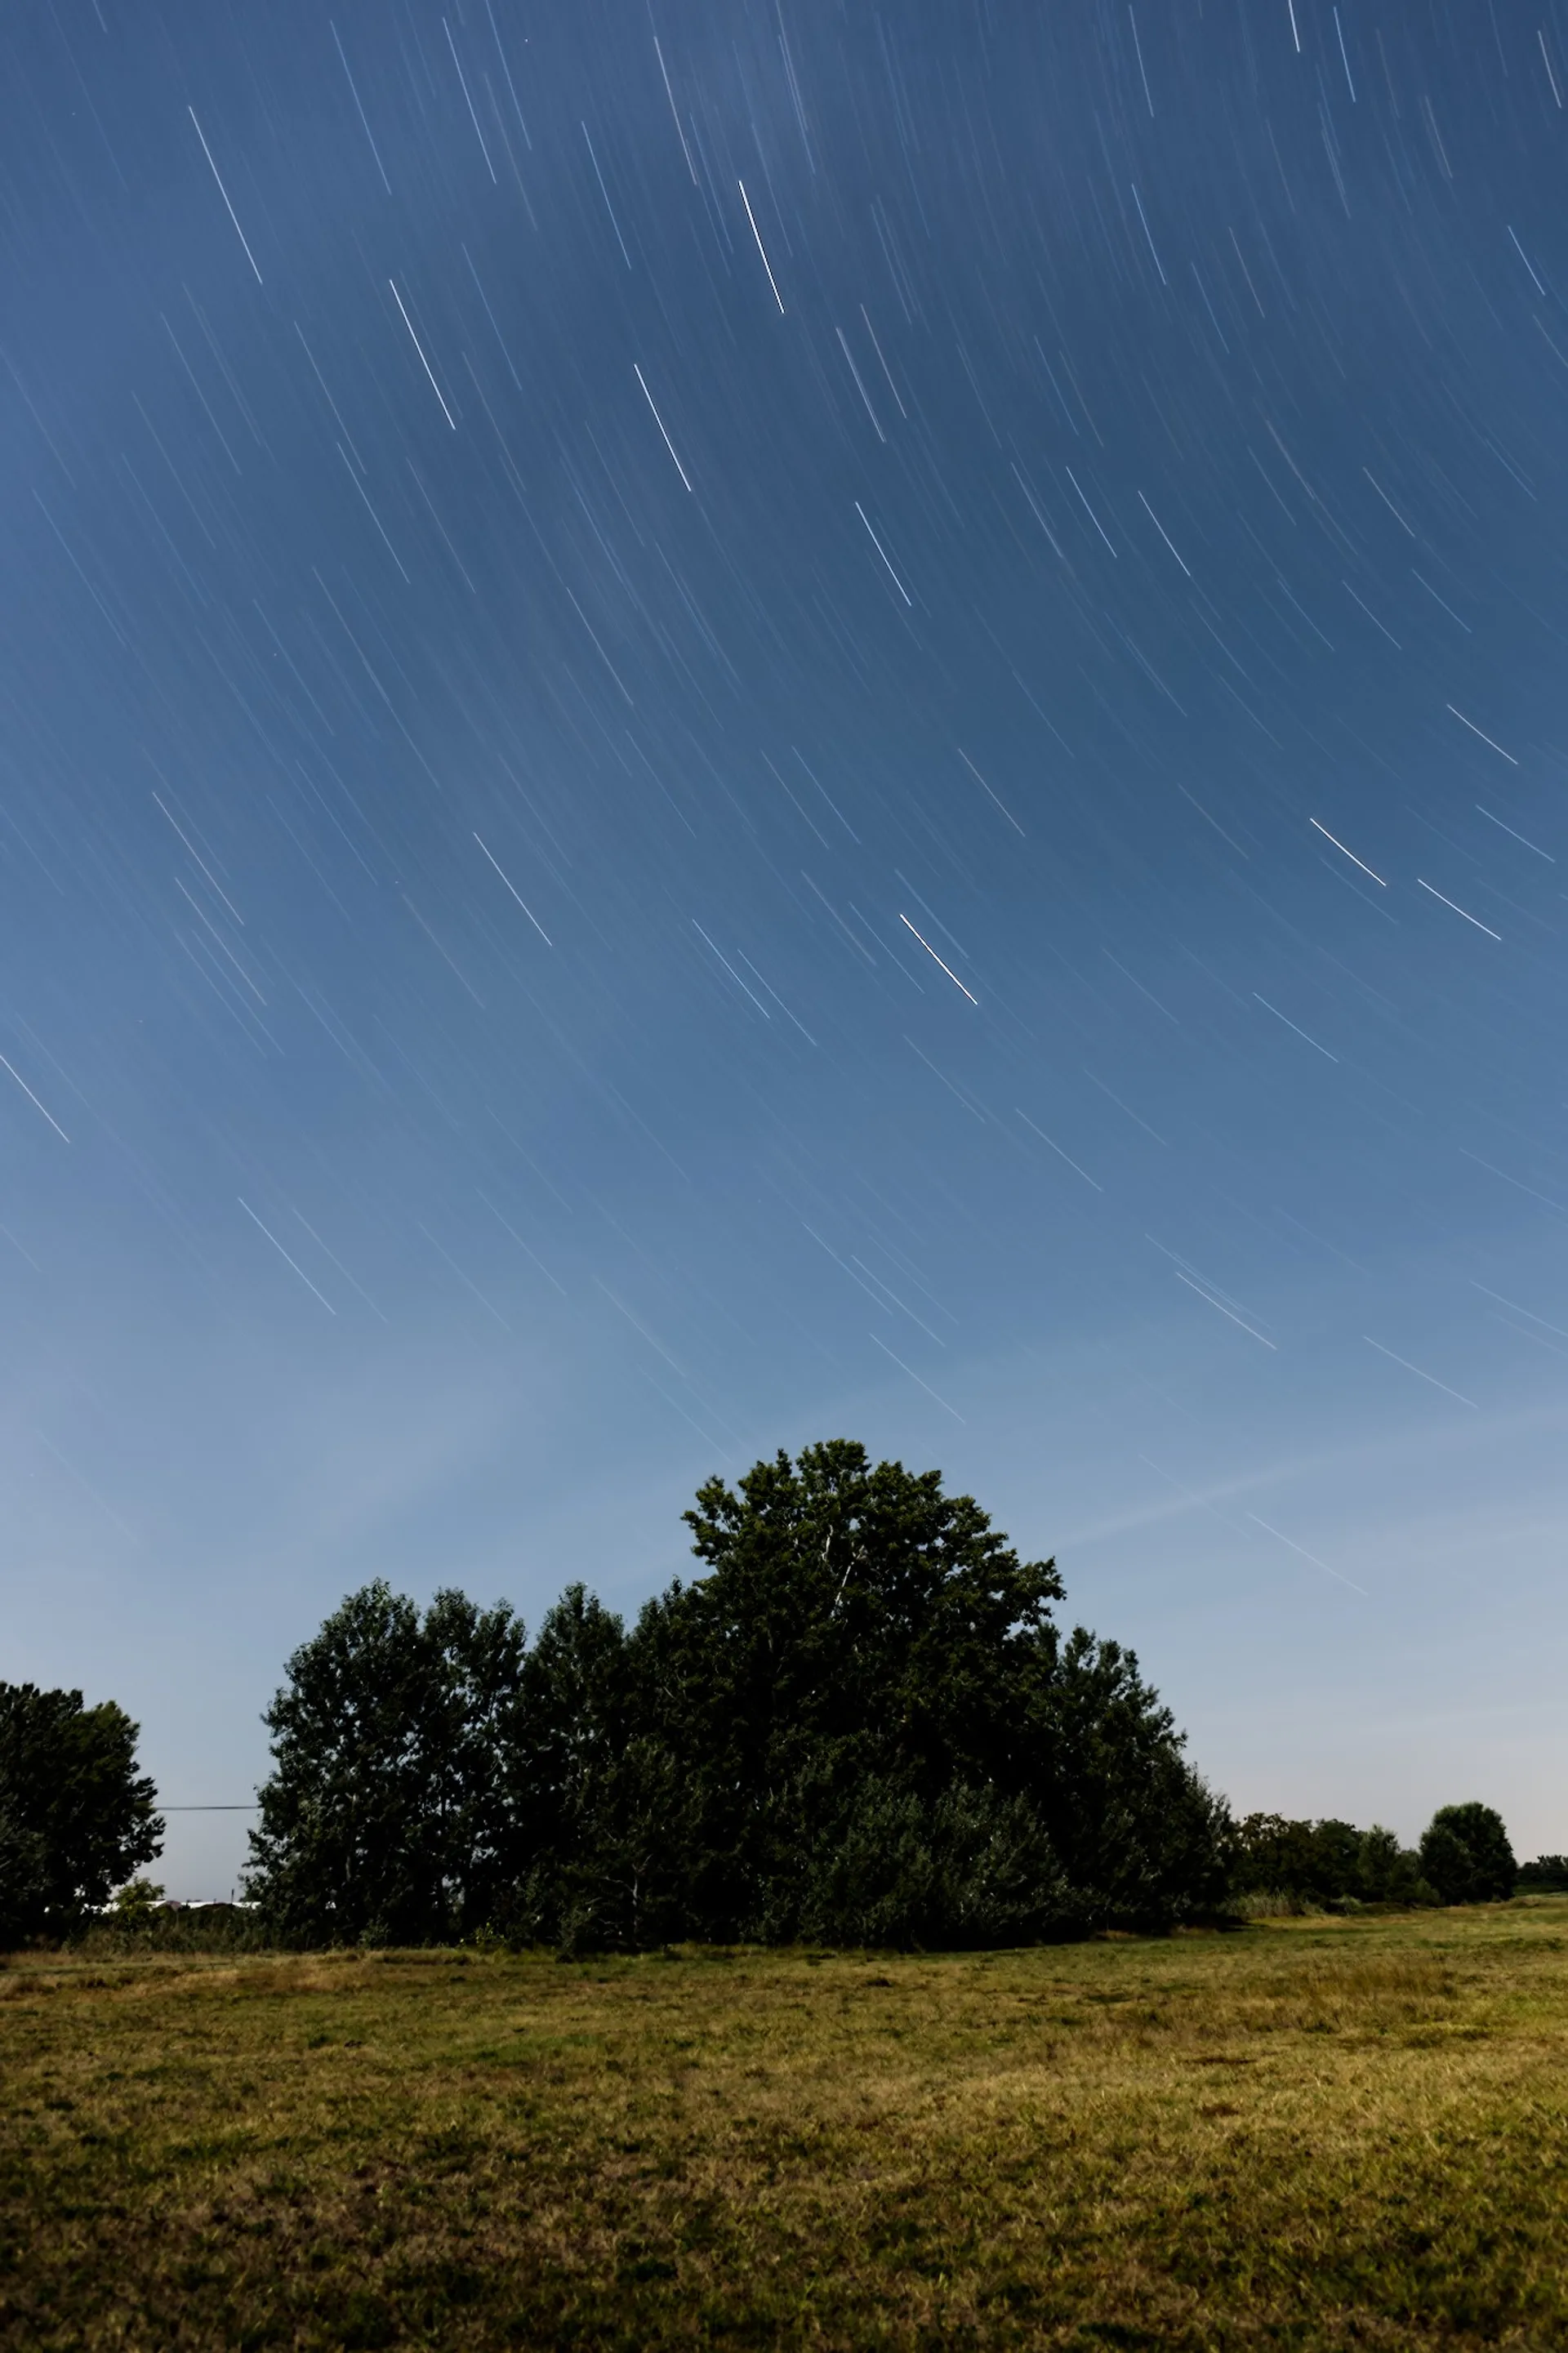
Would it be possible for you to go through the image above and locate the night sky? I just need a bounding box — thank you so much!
[5,0,1567,1895]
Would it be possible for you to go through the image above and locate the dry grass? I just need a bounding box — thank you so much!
[3,1901,1567,2347]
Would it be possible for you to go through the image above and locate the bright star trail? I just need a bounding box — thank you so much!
[2,0,1566,1889]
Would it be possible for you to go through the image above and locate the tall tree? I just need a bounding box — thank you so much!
[0,1683,163,1943]
[244,1582,527,1944]
[499,1583,689,1953]
[620,1440,1230,1943]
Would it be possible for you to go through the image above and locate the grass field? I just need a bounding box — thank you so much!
[3,1902,1566,2349]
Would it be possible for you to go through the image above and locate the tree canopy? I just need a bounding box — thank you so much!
[246,1441,1232,1949]
[244,1583,528,1946]
[1419,1803,1516,1905]
[0,1683,163,1943]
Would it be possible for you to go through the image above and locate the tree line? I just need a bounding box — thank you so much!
[1232,1804,1520,1910]
[2,1442,1557,1950]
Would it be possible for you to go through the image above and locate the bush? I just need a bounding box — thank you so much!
[70,1901,270,1959]
[109,1877,166,1927]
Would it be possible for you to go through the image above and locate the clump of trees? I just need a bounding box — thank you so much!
[6,1442,1547,1956]
[1233,1801,1517,1912]
[0,1683,163,1944]
[243,1441,1233,1950]
[1232,1815,1430,1910]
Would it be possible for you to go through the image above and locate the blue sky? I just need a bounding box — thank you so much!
[2,0,1566,1895]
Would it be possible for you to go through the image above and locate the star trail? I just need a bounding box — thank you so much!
[2,0,1566,1889]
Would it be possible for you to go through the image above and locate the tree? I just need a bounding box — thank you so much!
[616,1440,1231,1944]
[109,1877,167,1927]
[1231,1815,1434,1909]
[1419,1803,1516,1905]
[0,1683,163,1943]
[497,1583,691,1954]
[1232,1814,1329,1903]
[243,1582,528,1945]
[1352,1825,1434,1907]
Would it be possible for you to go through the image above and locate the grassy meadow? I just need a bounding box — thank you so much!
[2,1902,1566,2349]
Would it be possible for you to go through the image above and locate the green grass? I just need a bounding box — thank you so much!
[3,1902,1567,2348]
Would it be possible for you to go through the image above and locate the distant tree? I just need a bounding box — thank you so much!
[1232,1814,1359,1905]
[1517,1854,1568,1894]
[0,1683,163,1943]
[1312,1819,1364,1898]
[244,1582,527,1945]
[1419,1803,1516,1905]
[1352,1825,1434,1907]
[1232,1814,1434,1909]
[1232,1814,1321,1901]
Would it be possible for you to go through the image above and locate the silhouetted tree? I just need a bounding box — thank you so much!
[499,1583,693,1953]
[613,1440,1232,1944]
[244,1582,527,1943]
[1419,1803,1516,1905]
[0,1683,163,1943]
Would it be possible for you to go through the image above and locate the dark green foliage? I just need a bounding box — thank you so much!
[792,1776,1071,1948]
[1419,1803,1517,1904]
[0,1682,163,1942]
[1234,1804,1520,1911]
[249,1442,1232,1950]
[593,1440,1231,1945]
[1518,1854,1568,1892]
[244,1582,528,1944]
[1353,1825,1437,1907]
[1232,1812,1315,1900]
[624,1437,1085,1945]
[501,1583,688,1954]
[1232,1813,1436,1910]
